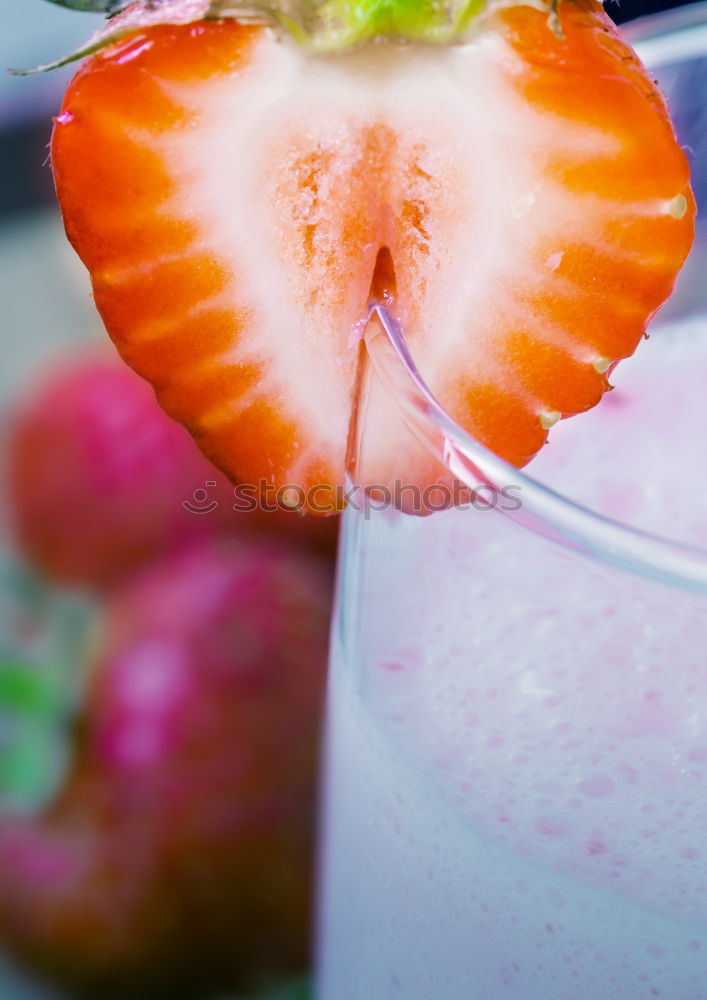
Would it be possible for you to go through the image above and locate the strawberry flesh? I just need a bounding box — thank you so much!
[50,6,695,511]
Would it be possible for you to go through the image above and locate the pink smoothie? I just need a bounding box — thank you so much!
[318,315,707,1000]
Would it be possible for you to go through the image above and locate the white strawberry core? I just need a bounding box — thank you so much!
[146,28,671,479]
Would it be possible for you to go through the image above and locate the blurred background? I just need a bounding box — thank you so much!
[0,0,704,997]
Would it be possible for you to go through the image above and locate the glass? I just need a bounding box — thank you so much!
[316,6,707,998]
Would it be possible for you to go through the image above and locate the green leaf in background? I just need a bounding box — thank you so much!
[0,724,69,813]
[0,660,70,813]
[0,555,95,814]
[0,660,63,718]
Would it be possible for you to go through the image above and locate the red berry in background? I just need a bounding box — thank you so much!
[0,784,185,998]
[0,536,332,996]
[7,354,338,590]
[7,355,224,589]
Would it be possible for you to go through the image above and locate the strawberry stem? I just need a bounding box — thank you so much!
[283,0,486,50]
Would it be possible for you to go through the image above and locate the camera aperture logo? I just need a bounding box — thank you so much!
[183,481,220,514]
[183,479,522,517]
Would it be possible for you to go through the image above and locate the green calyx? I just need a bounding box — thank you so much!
[32,0,488,62]
[277,0,486,50]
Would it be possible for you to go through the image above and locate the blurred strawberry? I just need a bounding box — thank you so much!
[7,355,338,590]
[0,536,332,997]
[0,779,184,998]
[7,355,226,590]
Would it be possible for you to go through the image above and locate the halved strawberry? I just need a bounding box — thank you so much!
[49,0,695,511]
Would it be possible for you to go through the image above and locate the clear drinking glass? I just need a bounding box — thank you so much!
[316,6,707,998]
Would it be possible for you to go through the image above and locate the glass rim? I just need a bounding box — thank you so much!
[365,294,707,594]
